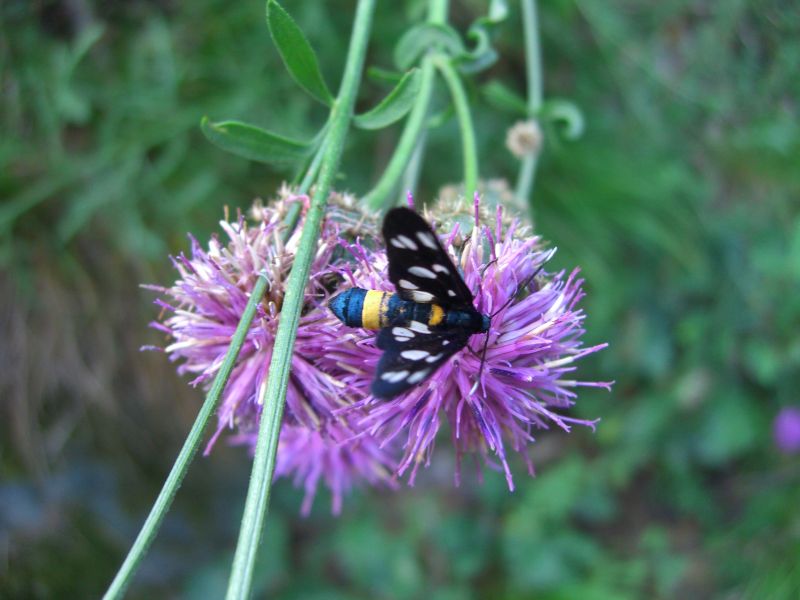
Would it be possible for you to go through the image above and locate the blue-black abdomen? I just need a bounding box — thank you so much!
[330,288,447,330]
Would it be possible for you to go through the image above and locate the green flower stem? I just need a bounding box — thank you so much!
[363,56,436,210]
[299,134,328,194]
[400,128,428,201]
[514,0,543,209]
[434,55,478,201]
[103,274,270,600]
[292,120,330,188]
[522,0,543,110]
[282,133,330,240]
[224,0,375,598]
[364,0,448,210]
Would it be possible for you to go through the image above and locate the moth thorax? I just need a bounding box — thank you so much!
[445,309,489,332]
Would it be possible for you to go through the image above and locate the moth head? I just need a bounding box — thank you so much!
[328,292,348,323]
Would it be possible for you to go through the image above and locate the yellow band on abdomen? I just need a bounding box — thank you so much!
[361,290,388,330]
[429,304,444,326]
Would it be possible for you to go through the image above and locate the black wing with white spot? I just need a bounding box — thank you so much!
[371,321,469,399]
[383,208,473,308]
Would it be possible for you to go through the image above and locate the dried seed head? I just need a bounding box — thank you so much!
[506,119,544,159]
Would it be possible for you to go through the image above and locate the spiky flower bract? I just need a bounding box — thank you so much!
[322,195,610,490]
[146,189,395,514]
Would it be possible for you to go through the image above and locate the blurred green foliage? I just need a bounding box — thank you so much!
[2,0,799,598]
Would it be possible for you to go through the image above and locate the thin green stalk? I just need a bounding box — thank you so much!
[434,56,478,201]
[282,133,330,240]
[363,0,448,210]
[514,0,543,209]
[363,57,436,210]
[291,121,330,188]
[522,0,543,110]
[103,274,269,600]
[224,0,375,598]
[400,129,428,202]
[298,134,328,194]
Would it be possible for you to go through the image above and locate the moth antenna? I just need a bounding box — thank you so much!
[475,257,498,312]
[467,252,510,396]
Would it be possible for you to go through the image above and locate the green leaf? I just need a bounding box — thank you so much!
[200,117,312,165]
[354,69,422,130]
[458,27,498,74]
[482,80,529,116]
[455,0,508,74]
[542,99,585,140]
[394,23,464,70]
[366,66,404,84]
[266,0,334,106]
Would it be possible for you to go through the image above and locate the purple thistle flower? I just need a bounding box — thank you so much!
[321,195,611,490]
[774,407,800,454]
[146,190,395,514]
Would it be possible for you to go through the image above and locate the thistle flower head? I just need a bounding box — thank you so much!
[146,189,393,513]
[322,194,610,489]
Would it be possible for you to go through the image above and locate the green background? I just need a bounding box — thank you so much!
[2,0,799,598]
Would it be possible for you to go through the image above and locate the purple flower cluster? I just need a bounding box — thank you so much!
[149,190,609,512]
[320,198,610,490]
[147,191,395,514]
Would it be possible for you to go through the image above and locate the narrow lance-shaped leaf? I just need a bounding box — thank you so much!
[200,117,313,165]
[354,69,422,130]
[266,0,334,106]
[366,66,405,84]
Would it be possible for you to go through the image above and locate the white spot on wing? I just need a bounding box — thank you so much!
[417,231,438,249]
[409,266,436,279]
[401,349,429,361]
[447,290,457,297]
[442,340,450,345]
[392,327,414,340]
[432,264,449,274]
[399,235,418,249]
[381,370,409,383]
[407,369,431,384]
[408,321,431,334]
[391,234,418,250]
[410,290,435,302]
[399,279,418,290]
[425,353,443,363]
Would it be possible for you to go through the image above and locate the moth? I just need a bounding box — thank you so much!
[329,207,490,399]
